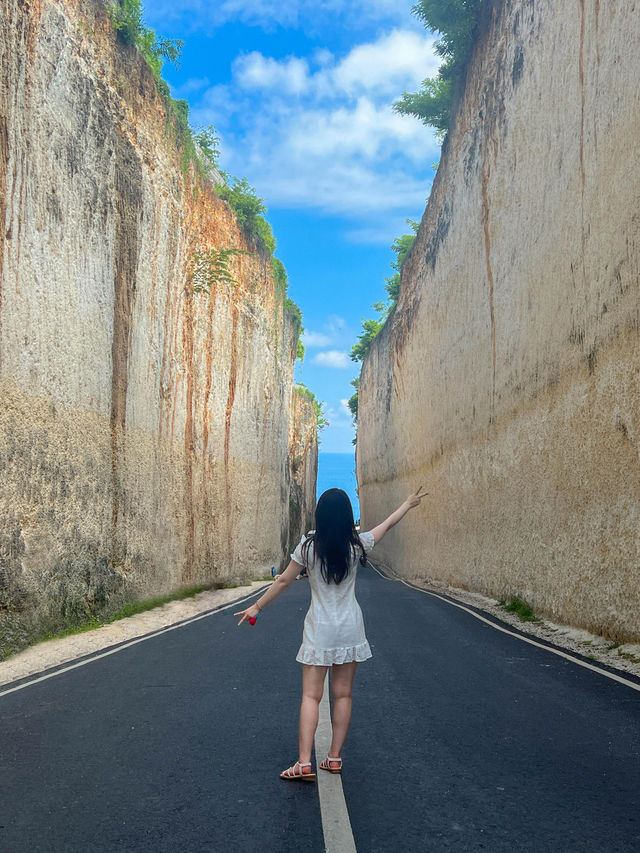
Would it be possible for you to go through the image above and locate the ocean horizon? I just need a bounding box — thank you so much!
[316,451,360,521]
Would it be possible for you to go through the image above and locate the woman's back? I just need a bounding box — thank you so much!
[292,530,374,666]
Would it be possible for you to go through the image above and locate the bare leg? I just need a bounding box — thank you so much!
[298,664,328,765]
[328,661,358,759]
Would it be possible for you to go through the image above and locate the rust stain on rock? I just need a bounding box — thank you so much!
[0,117,8,367]
[224,304,239,565]
[24,0,44,62]
[224,305,239,471]
[182,284,195,583]
[157,208,180,441]
[579,0,586,197]
[110,129,143,542]
[481,154,497,414]
[146,200,161,380]
[202,280,217,461]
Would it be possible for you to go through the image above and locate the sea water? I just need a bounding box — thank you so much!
[316,452,360,522]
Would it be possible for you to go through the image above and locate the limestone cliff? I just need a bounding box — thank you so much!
[288,388,319,554]
[358,1,640,641]
[0,0,316,652]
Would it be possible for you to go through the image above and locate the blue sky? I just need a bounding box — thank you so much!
[143,0,442,451]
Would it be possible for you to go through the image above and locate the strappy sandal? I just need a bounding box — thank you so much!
[319,756,342,774]
[280,761,316,782]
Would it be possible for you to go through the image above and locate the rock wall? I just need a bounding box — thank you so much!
[0,0,316,653]
[288,388,319,553]
[358,0,640,641]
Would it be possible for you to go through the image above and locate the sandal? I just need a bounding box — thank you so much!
[319,756,342,774]
[280,761,316,782]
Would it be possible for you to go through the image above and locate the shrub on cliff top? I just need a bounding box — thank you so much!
[285,298,305,362]
[105,0,304,362]
[295,384,329,433]
[216,177,276,256]
[394,0,485,135]
[350,222,418,363]
[106,0,183,79]
[193,125,221,168]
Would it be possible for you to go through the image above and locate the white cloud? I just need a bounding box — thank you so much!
[145,0,414,33]
[312,350,351,368]
[302,316,348,348]
[234,54,310,95]
[340,398,353,419]
[186,28,442,229]
[233,30,438,101]
[324,398,355,429]
[330,30,440,97]
[172,77,211,97]
[303,330,334,347]
[345,215,424,245]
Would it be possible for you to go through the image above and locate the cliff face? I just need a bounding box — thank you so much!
[0,0,316,651]
[288,388,319,553]
[358,1,640,641]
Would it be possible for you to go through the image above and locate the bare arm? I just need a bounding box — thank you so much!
[368,486,428,546]
[235,558,302,625]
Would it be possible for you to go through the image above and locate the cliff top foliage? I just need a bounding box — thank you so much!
[350,221,419,363]
[215,177,276,257]
[295,385,329,433]
[350,1,485,422]
[393,0,486,136]
[104,0,304,361]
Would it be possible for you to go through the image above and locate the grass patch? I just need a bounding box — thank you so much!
[17,582,234,653]
[498,595,540,623]
[617,649,640,664]
[107,583,215,621]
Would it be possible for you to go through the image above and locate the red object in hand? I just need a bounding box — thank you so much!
[249,616,257,625]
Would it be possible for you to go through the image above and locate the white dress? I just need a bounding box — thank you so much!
[291,531,375,665]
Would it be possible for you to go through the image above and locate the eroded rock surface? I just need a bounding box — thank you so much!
[0,0,316,653]
[288,388,319,553]
[358,1,640,641]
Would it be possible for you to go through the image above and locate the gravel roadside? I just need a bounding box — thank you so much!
[407,574,640,680]
[0,581,268,687]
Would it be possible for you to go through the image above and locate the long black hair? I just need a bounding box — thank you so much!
[302,488,367,584]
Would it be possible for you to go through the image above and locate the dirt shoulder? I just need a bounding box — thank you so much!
[406,575,640,680]
[0,581,267,688]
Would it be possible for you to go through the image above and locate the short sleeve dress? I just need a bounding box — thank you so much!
[291,531,375,665]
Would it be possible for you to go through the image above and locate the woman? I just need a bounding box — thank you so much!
[236,485,427,780]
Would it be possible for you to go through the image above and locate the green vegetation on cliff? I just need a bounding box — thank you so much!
[349,223,419,442]
[347,377,359,423]
[106,0,183,76]
[350,221,419,363]
[295,384,329,433]
[105,0,304,362]
[215,177,276,256]
[394,0,485,135]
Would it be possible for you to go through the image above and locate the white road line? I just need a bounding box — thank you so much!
[0,587,268,698]
[315,686,357,853]
[368,562,640,693]
[4,582,360,849]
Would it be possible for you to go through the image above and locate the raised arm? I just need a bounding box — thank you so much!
[235,557,301,625]
[367,486,428,546]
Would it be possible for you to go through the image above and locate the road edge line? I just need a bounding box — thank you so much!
[367,562,640,694]
[0,586,269,698]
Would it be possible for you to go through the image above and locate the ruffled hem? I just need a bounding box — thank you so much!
[296,641,372,666]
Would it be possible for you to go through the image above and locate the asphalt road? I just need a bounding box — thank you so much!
[1,566,639,852]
